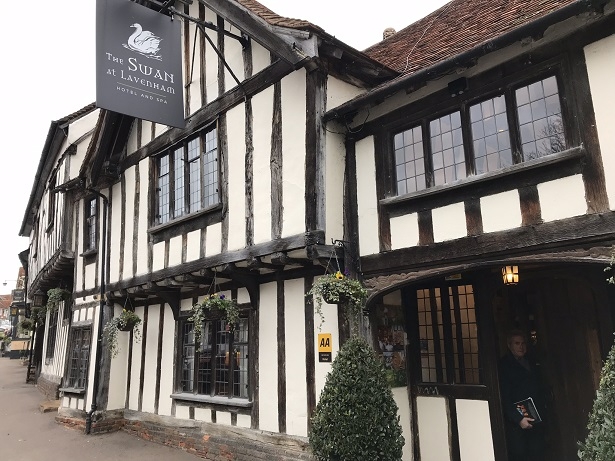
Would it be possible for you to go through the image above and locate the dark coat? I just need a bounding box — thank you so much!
[498,350,545,425]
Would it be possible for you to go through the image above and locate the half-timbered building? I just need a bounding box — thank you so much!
[18,0,615,460]
[325,0,615,460]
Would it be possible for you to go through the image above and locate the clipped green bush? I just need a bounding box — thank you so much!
[578,335,615,460]
[310,336,404,461]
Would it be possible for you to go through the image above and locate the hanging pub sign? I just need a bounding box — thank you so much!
[96,0,185,128]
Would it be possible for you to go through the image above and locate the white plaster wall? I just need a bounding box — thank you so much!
[390,214,419,250]
[176,405,190,420]
[585,34,615,209]
[126,121,138,155]
[85,307,103,413]
[109,182,122,283]
[205,222,222,257]
[325,129,345,244]
[128,305,145,410]
[416,396,451,461]
[224,23,245,93]
[204,6,219,103]
[186,229,201,262]
[168,235,183,267]
[433,202,467,242]
[537,175,587,222]
[326,76,364,112]
[258,282,279,432]
[481,190,521,233]
[74,205,84,290]
[84,263,97,291]
[65,109,99,145]
[251,40,270,75]
[284,279,308,437]
[141,305,161,414]
[237,413,251,428]
[107,304,131,410]
[281,70,307,238]
[226,102,247,251]
[122,166,137,277]
[68,133,94,183]
[142,120,154,145]
[152,241,165,272]
[237,287,250,305]
[186,20,202,116]
[356,136,379,256]
[137,160,150,276]
[195,407,212,423]
[217,411,233,426]
[158,304,176,415]
[314,278,340,401]
[392,387,413,461]
[252,86,274,244]
[457,399,495,461]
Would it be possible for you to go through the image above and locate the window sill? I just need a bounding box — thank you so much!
[170,393,252,408]
[381,146,584,214]
[148,204,223,244]
[59,387,86,396]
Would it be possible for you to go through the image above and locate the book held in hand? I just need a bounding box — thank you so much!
[514,397,542,423]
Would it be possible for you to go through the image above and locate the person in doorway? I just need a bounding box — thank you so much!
[498,329,546,461]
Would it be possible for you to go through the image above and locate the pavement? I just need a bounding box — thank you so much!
[0,357,199,461]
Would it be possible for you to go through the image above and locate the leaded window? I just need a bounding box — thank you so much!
[417,284,481,384]
[155,127,219,225]
[45,310,58,364]
[65,327,91,389]
[394,75,566,195]
[180,317,249,399]
[84,197,98,251]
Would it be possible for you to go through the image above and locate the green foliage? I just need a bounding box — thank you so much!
[579,335,615,460]
[18,318,36,333]
[310,336,404,461]
[103,309,142,358]
[307,272,368,330]
[190,294,238,350]
[46,288,71,314]
[31,306,46,326]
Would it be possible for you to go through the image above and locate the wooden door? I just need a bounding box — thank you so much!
[495,275,603,461]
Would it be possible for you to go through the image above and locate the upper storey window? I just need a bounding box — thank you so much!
[394,75,565,195]
[155,127,219,225]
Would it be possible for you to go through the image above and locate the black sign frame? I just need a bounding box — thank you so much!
[96,0,185,128]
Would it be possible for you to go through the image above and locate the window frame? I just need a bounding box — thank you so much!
[45,309,59,365]
[172,307,252,407]
[47,173,57,231]
[391,70,570,197]
[153,125,220,227]
[61,326,92,393]
[83,196,98,254]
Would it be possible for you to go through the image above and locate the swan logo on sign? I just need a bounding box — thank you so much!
[123,23,163,61]
[96,0,185,128]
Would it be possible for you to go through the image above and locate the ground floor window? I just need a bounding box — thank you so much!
[65,327,91,389]
[45,310,58,364]
[416,284,481,384]
[180,317,249,399]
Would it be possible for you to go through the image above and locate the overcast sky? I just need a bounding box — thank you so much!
[0,0,449,294]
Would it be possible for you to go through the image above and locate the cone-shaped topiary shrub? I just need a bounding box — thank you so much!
[578,334,615,460]
[310,336,404,461]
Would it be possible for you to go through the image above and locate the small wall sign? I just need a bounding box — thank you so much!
[318,333,332,362]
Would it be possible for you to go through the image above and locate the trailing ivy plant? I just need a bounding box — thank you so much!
[189,294,238,351]
[103,309,142,358]
[18,318,36,333]
[46,288,71,314]
[306,271,368,330]
[578,334,615,460]
[310,335,404,461]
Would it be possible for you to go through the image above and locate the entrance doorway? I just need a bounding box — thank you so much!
[492,268,611,461]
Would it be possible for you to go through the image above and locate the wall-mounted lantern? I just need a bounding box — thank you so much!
[502,266,519,285]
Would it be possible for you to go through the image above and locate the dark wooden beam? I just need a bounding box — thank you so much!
[361,212,615,276]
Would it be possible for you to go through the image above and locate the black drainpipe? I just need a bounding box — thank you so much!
[85,189,108,434]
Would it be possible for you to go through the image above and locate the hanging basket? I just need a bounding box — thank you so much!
[118,317,139,331]
[321,285,349,305]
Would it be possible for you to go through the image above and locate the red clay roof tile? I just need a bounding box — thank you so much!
[363,0,577,75]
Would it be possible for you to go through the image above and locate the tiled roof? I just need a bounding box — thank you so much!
[236,0,324,33]
[364,0,577,75]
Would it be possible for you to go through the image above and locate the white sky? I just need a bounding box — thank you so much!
[0,0,449,294]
